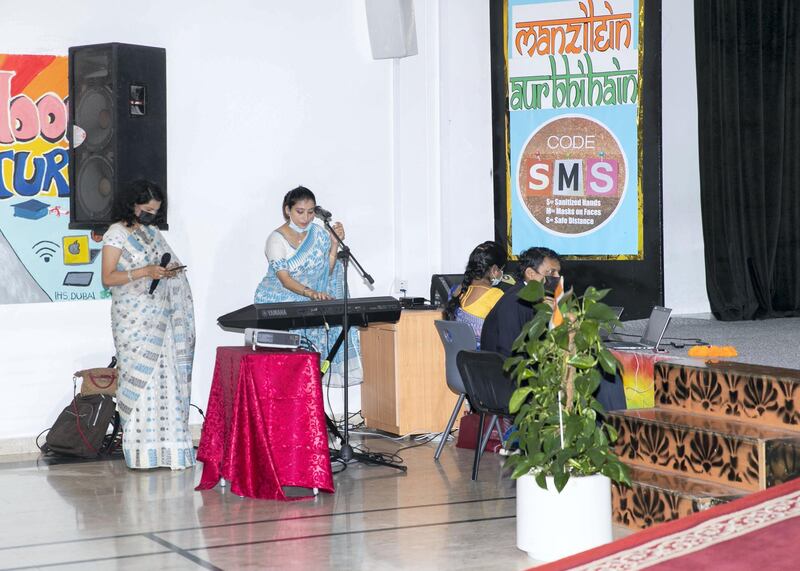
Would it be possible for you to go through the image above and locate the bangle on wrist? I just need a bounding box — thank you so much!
[127,270,134,282]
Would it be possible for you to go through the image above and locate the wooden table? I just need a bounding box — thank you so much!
[359,309,462,435]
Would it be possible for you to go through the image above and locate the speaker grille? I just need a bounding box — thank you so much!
[76,87,114,151]
[76,155,114,219]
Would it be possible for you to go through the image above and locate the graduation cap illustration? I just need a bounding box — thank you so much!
[12,199,49,220]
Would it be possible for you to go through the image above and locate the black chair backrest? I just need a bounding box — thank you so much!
[456,350,516,416]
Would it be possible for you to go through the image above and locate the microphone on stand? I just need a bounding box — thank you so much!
[149,253,171,295]
[314,206,333,221]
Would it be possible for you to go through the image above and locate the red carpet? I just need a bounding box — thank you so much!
[532,477,800,570]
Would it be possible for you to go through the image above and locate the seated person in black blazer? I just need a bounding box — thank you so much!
[480,246,626,412]
[480,247,561,358]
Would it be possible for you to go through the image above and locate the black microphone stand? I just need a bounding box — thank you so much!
[321,216,405,472]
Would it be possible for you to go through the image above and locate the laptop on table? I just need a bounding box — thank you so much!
[604,306,672,351]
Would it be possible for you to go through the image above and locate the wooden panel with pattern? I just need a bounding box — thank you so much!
[655,361,800,430]
[612,481,694,529]
[609,413,764,492]
[611,481,735,530]
[611,465,746,530]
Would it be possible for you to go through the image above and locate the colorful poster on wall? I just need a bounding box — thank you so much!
[0,54,107,305]
[508,0,641,257]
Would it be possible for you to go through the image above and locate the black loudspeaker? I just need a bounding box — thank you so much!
[68,43,167,230]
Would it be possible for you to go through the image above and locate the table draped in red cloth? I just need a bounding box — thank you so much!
[196,347,334,500]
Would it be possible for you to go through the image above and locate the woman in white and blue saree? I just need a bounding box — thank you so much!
[254,186,361,387]
[101,181,195,470]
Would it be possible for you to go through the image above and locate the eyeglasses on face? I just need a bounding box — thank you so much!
[534,267,560,277]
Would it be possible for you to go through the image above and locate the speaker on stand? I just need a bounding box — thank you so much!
[365,0,418,60]
[68,43,167,231]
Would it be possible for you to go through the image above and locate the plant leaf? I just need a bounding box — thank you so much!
[511,458,536,479]
[518,280,545,303]
[553,327,570,349]
[525,320,547,342]
[593,288,611,301]
[517,367,535,381]
[503,356,523,372]
[579,319,599,341]
[590,399,607,414]
[568,354,595,369]
[553,471,570,493]
[617,462,632,486]
[585,302,620,322]
[598,348,619,375]
[509,387,533,413]
[564,415,581,444]
[581,416,597,439]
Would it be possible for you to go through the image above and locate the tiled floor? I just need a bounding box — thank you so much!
[0,436,631,570]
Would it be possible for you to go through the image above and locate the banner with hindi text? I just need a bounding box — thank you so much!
[507,0,641,257]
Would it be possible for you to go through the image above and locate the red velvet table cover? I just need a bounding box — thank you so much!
[196,347,334,500]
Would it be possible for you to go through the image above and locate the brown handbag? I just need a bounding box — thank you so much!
[75,367,118,396]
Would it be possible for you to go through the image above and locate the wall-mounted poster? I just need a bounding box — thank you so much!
[507,0,641,257]
[0,54,107,305]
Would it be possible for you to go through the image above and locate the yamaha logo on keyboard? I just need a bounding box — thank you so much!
[260,308,288,317]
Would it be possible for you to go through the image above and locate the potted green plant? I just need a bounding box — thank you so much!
[503,280,631,561]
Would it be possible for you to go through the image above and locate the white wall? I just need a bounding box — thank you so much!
[438,0,496,273]
[0,0,395,445]
[662,0,709,315]
[0,0,706,448]
[0,0,496,447]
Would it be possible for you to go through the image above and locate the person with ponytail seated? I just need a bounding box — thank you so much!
[443,241,507,349]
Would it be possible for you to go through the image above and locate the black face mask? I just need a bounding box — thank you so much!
[544,275,561,295]
[137,211,157,225]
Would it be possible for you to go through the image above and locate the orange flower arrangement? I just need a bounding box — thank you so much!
[687,345,738,358]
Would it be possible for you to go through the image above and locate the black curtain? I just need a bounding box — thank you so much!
[695,1,800,320]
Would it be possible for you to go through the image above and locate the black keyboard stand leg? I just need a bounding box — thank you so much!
[320,307,405,473]
[322,331,347,444]
[325,413,343,442]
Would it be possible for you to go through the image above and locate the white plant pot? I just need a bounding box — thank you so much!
[516,472,612,562]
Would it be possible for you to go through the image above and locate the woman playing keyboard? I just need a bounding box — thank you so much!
[254,185,361,387]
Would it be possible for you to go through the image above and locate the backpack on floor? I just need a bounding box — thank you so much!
[44,393,120,458]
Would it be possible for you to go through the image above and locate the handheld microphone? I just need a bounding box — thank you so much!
[314,206,332,221]
[149,252,171,295]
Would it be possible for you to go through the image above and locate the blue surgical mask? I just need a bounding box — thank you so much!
[490,277,501,287]
[288,220,309,233]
